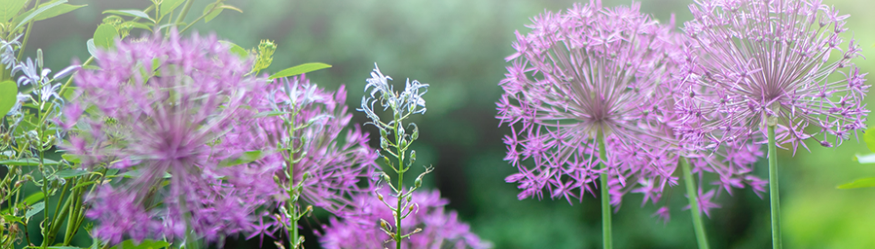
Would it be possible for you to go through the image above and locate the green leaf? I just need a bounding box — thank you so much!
[0,158,61,166]
[124,21,153,31]
[218,150,268,167]
[2,214,22,224]
[109,239,170,249]
[0,80,18,116]
[13,0,66,30]
[25,246,83,249]
[865,126,875,153]
[855,153,875,164]
[202,2,222,23]
[92,23,119,49]
[33,3,86,21]
[25,201,44,219]
[102,10,155,23]
[54,169,88,179]
[61,154,81,164]
[86,38,98,57]
[159,0,184,19]
[219,40,249,59]
[269,63,332,80]
[22,192,45,205]
[838,177,875,189]
[71,181,95,190]
[0,0,27,22]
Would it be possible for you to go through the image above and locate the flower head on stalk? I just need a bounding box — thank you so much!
[64,31,275,244]
[253,75,379,215]
[319,188,490,249]
[680,0,868,153]
[497,1,683,207]
[357,63,432,245]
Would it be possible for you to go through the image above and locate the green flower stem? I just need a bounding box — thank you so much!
[681,158,710,249]
[175,0,196,25]
[597,130,612,249]
[767,125,782,249]
[395,120,405,249]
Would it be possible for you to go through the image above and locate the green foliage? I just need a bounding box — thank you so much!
[159,0,185,20]
[837,177,875,189]
[865,126,875,153]
[0,0,27,23]
[269,63,332,79]
[203,3,242,23]
[0,158,61,166]
[218,150,268,167]
[108,239,170,249]
[0,80,17,116]
[219,40,249,59]
[102,10,155,23]
[32,3,86,21]
[12,0,66,30]
[92,23,119,49]
[24,201,44,220]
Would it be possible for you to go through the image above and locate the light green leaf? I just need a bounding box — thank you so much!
[838,177,875,189]
[218,150,268,167]
[2,214,22,224]
[0,0,27,22]
[0,158,61,166]
[0,80,17,116]
[202,2,222,23]
[92,23,119,49]
[13,0,66,30]
[25,201,44,219]
[855,153,875,164]
[0,192,43,214]
[71,180,95,190]
[102,9,155,23]
[269,63,332,80]
[865,126,875,153]
[159,0,184,19]
[61,153,81,164]
[86,38,98,57]
[220,5,243,13]
[25,246,83,249]
[255,110,291,118]
[54,169,88,179]
[33,3,86,21]
[109,239,170,249]
[123,21,153,31]
[219,40,249,59]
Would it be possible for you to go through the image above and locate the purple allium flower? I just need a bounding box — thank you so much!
[681,0,868,152]
[64,31,275,244]
[252,75,379,215]
[652,206,671,224]
[683,188,721,218]
[319,188,490,249]
[497,1,683,206]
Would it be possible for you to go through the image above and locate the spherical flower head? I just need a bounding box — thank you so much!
[253,75,379,215]
[497,0,683,206]
[319,188,490,249]
[65,31,274,243]
[681,0,868,152]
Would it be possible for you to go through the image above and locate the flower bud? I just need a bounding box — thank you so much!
[409,150,416,164]
[414,177,422,189]
[378,193,384,201]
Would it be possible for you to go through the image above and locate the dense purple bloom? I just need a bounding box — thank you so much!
[251,75,379,215]
[65,31,275,243]
[319,188,490,249]
[497,1,684,206]
[680,0,868,152]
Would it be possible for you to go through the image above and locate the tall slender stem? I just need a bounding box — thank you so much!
[597,130,612,249]
[175,0,196,26]
[767,125,781,249]
[17,0,42,61]
[681,158,710,249]
[395,120,404,249]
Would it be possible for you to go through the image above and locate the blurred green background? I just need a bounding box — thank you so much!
[22,0,875,248]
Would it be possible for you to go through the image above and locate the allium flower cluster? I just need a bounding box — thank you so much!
[680,0,868,152]
[497,1,684,206]
[252,75,379,214]
[64,31,275,243]
[319,188,490,249]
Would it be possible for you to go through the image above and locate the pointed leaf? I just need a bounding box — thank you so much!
[33,3,86,21]
[0,80,17,116]
[13,0,66,30]
[0,0,27,22]
[219,40,249,59]
[86,38,98,57]
[159,0,184,19]
[54,169,88,179]
[92,23,119,49]
[220,5,243,13]
[202,2,222,23]
[838,177,875,189]
[102,10,155,23]
[0,158,61,166]
[61,153,81,164]
[25,201,44,219]
[269,63,332,79]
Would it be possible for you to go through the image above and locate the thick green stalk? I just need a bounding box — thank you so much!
[597,130,612,249]
[681,158,710,249]
[175,0,196,26]
[767,125,781,249]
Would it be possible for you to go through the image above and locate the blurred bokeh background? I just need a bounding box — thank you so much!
[21,0,875,248]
